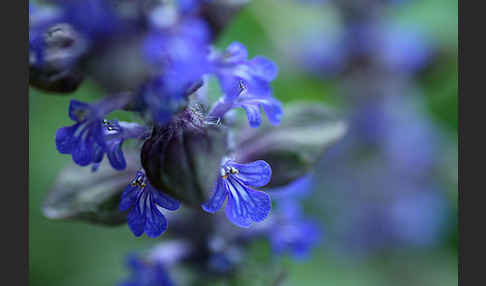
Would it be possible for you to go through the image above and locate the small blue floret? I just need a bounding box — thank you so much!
[202,159,272,228]
[120,170,180,238]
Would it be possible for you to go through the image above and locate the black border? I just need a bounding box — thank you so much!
[3,0,29,285]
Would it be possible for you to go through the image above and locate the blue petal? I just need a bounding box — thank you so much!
[202,177,228,213]
[106,139,126,170]
[55,124,80,154]
[72,139,93,166]
[271,219,320,259]
[261,98,283,126]
[225,194,252,228]
[68,100,92,122]
[126,187,171,238]
[220,75,244,102]
[238,96,282,127]
[119,186,138,212]
[249,56,278,81]
[225,42,248,63]
[179,18,210,45]
[125,254,144,271]
[207,77,242,119]
[230,160,272,187]
[241,104,262,128]
[127,208,145,237]
[92,142,105,164]
[144,200,168,238]
[243,77,272,98]
[225,178,271,227]
[89,122,106,147]
[152,188,180,211]
[245,188,272,222]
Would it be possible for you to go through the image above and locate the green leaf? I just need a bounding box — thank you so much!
[235,103,347,188]
[42,152,140,225]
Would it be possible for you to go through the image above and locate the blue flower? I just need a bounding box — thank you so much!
[378,26,433,73]
[267,176,321,259]
[291,27,346,77]
[55,100,105,166]
[208,42,283,128]
[141,18,210,123]
[55,100,131,171]
[120,170,180,238]
[202,159,272,227]
[315,95,450,253]
[269,200,320,259]
[59,0,127,42]
[138,76,189,124]
[118,254,174,286]
[144,18,210,84]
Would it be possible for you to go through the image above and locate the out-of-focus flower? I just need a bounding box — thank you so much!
[289,19,434,77]
[118,255,174,286]
[269,201,320,259]
[289,25,346,77]
[202,159,272,227]
[267,176,321,259]
[141,14,211,123]
[57,0,132,43]
[375,25,434,74]
[315,95,449,254]
[36,0,346,267]
[120,170,180,238]
[389,190,448,246]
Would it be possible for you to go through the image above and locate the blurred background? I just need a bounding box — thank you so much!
[29,0,457,285]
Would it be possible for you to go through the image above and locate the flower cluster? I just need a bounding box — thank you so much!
[316,95,449,254]
[31,0,283,237]
[278,1,435,78]
[34,1,348,285]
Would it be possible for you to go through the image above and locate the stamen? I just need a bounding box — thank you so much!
[229,167,239,174]
[221,165,238,179]
[239,81,247,93]
[131,173,147,188]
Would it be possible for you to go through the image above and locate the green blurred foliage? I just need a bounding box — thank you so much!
[30,0,457,285]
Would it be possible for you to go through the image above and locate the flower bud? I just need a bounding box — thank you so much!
[141,104,228,207]
[29,23,88,93]
[234,103,347,188]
